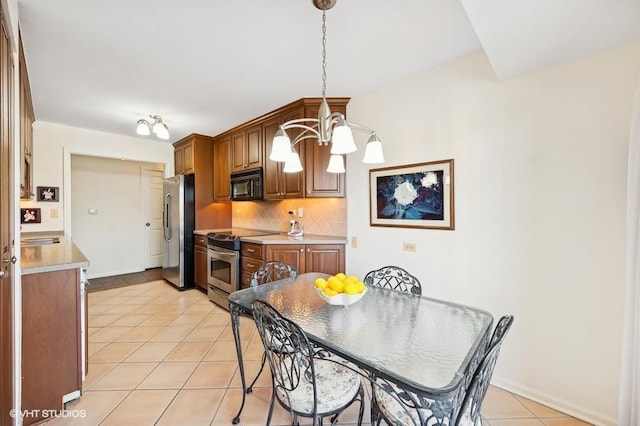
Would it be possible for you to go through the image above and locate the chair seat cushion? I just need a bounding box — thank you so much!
[275,358,361,415]
[374,383,423,425]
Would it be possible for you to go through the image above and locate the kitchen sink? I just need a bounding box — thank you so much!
[21,237,61,246]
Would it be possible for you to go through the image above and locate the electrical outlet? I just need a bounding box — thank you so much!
[50,208,59,218]
[351,236,358,248]
[402,242,416,252]
[297,207,304,218]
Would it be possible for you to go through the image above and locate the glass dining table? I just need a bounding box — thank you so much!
[228,272,494,425]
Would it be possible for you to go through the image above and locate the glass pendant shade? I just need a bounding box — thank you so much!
[156,124,170,140]
[362,134,385,164]
[283,151,303,173]
[326,154,345,173]
[330,117,357,154]
[136,120,150,136]
[270,128,293,161]
[152,121,164,135]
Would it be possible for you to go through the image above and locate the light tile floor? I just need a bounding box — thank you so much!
[44,279,592,425]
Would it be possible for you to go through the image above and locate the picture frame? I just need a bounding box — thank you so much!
[20,208,42,224]
[36,186,59,202]
[369,159,455,230]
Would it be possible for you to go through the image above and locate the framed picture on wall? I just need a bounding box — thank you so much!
[369,159,455,230]
[20,208,41,224]
[36,186,59,202]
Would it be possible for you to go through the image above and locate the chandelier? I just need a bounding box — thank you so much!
[268,0,385,174]
[136,115,170,140]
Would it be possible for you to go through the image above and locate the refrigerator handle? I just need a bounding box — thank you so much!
[164,193,172,241]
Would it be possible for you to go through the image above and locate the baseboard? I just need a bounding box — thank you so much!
[86,267,144,279]
[491,377,615,426]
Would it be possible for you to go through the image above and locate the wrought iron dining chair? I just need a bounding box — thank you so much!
[246,261,298,393]
[249,261,298,288]
[456,315,514,425]
[251,300,365,426]
[371,315,514,426]
[363,265,422,296]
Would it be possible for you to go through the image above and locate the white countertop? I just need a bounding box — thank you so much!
[21,233,90,275]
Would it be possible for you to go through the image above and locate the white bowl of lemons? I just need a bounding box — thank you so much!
[314,273,368,306]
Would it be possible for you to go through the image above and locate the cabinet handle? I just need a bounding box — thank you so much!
[300,248,304,252]
[247,249,255,253]
[247,263,255,268]
[307,249,311,252]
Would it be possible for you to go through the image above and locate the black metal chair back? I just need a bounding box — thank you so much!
[251,300,364,425]
[456,315,514,425]
[245,261,298,394]
[363,265,422,295]
[250,261,298,287]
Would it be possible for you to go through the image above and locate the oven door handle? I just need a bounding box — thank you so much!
[208,246,237,260]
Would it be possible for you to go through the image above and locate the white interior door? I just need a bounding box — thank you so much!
[143,166,164,268]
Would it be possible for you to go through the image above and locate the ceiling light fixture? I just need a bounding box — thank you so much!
[136,115,170,140]
[269,0,385,174]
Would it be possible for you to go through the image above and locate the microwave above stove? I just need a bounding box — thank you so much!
[230,168,263,201]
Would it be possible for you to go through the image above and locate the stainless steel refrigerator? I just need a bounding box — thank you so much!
[162,174,195,289]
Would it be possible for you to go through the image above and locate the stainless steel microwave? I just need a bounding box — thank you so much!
[230,168,263,201]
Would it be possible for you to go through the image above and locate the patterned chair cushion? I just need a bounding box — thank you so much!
[374,384,423,426]
[275,358,361,415]
[374,383,475,426]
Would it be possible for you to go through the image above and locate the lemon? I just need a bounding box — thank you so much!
[328,277,345,293]
[322,288,338,297]
[344,282,360,295]
[334,272,347,281]
[314,278,328,289]
[346,275,359,282]
[356,281,366,293]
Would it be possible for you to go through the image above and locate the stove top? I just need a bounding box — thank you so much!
[207,228,280,250]
[207,228,279,238]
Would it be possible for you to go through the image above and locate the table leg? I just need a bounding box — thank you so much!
[230,304,247,424]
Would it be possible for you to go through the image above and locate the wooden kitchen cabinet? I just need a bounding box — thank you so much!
[212,98,348,199]
[263,109,305,200]
[174,139,195,175]
[213,135,231,202]
[240,242,265,289]
[173,134,231,229]
[265,244,345,275]
[231,124,262,172]
[194,234,208,291]
[22,268,84,425]
[303,101,346,197]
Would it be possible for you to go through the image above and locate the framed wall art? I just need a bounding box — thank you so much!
[369,159,454,230]
[37,186,59,202]
[20,208,41,224]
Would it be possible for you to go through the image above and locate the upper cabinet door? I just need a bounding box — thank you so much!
[304,102,346,197]
[232,125,263,172]
[213,136,231,202]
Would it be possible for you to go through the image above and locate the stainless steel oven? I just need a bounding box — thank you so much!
[207,245,239,308]
[206,228,279,309]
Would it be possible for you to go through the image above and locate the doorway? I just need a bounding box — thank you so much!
[70,155,164,279]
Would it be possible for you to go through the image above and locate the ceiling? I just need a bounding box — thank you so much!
[17,0,640,144]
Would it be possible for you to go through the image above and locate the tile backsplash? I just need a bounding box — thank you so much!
[232,198,347,237]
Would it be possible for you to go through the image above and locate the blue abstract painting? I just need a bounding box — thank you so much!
[369,159,454,230]
[376,170,444,220]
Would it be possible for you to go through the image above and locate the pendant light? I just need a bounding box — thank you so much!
[269,0,385,174]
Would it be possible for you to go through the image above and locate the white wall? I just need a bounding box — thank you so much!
[70,156,163,278]
[345,43,640,425]
[20,122,174,233]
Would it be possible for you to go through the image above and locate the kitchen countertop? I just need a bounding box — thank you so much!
[194,229,347,245]
[21,233,90,275]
